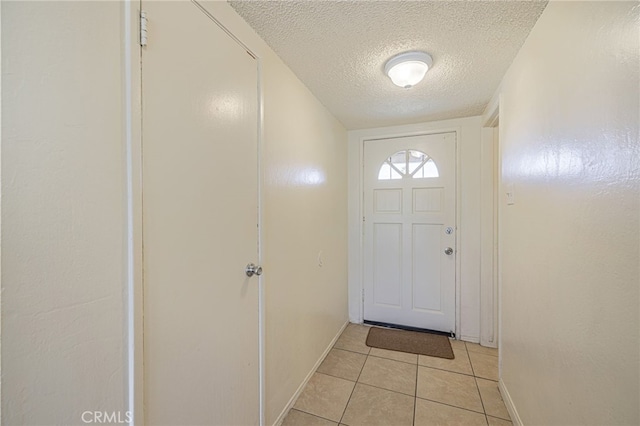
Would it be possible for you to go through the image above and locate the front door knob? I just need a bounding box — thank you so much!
[444,247,454,255]
[245,263,263,277]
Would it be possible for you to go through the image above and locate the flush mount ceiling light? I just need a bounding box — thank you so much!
[384,51,433,89]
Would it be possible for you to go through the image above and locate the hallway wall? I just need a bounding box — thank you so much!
[2,2,127,423]
[492,2,639,424]
[260,23,349,426]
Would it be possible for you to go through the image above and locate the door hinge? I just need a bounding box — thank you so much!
[140,10,148,47]
[362,288,365,303]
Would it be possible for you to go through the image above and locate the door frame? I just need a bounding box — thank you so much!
[123,1,266,424]
[479,107,500,348]
[348,125,462,338]
[481,95,502,355]
[123,2,144,424]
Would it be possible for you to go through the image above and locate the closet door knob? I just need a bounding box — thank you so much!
[245,263,263,277]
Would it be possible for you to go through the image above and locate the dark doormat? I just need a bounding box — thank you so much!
[366,327,454,359]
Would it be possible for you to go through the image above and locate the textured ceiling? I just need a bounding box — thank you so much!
[230,1,547,130]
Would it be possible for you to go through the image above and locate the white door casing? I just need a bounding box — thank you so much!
[141,2,260,424]
[363,133,456,333]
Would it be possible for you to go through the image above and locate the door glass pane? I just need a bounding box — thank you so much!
[408,150,427,174]
[378,162,402,180]
[378,149,438,180]
[389,151,407,175]
[389,167,402,180]
[413,158,439,178]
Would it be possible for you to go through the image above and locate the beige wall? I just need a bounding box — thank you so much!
[2,2,127,423]
[262,51,348,424]
[493,2,639,424]
[2,1,348,424]
[216,6,349,423]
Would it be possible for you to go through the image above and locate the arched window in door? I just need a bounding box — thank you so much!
[378,149,439,180]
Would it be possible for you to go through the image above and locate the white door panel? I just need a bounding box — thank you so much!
[412,224,443,311]
[364,133,456,333]
[373,223,403,307]
[142,2,260,424]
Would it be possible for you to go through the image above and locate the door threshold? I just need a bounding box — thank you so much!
[363,320,455,338]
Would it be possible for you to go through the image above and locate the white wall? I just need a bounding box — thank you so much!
[348,116,486,342]
[262,54,348,425]
[2,2,127,424]
[492,2,639,424]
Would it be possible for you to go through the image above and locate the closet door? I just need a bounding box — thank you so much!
[141,2,260,424]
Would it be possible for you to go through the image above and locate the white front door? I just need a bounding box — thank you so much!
[141,2,260,424]
[363,133,456,333]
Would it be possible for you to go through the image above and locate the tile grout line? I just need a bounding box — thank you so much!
[294,370,359,423]
[466,350,499,358]
[332,346,370,357]
[337,341,419,424]
[468,352,499,358]
[488,414,514,423]
[332,330,499,425]
[465,345,499,358]
[465,343,476,377]
[337,343,369,425]
[413,361,419,426]
[466,344,489,426]
[345,380,418,399]
[416,363,476,378]
[475,376,489,426]
[314,371,357,383]
[368,352,418,366]
[288,408,343,425]
[467,347,500,382]
[414,395,487,416]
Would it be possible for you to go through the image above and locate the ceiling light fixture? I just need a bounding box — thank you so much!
[384,51,433,89]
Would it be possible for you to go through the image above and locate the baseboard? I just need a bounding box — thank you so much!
[479,338,498,349]
[460,334,480,343]
[272,320,350,426]
[498,379,523,426]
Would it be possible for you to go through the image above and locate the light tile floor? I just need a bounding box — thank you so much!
[282,324,512,426]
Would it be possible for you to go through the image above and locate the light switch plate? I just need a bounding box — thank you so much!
[506,183,515,205]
